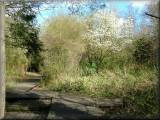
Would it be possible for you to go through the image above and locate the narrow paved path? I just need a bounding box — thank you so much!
[10,72,42,92]
[5,73,123,119]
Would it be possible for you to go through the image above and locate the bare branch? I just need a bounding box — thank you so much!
[145,12,160,19]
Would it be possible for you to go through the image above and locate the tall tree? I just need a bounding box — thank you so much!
[85,9,133,52]
[6,0,43,72]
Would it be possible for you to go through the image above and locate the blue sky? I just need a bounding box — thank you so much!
[36,0,151,27]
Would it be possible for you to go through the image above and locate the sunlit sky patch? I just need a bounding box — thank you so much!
[36,0,152,27]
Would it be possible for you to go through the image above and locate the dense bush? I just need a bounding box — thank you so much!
[40,16,86,84]
[133,37,154,65]
[80,44,112,75]
[40,46,68,85]
[80,43,134,76]
[6,46,29,87]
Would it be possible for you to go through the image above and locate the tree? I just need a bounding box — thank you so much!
[41,16,86,74]
[6,0,43,72]
[85,9,133,52]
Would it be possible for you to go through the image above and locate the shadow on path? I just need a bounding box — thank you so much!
[5,91,101,120]
[6,91,49,119]
[48,102,98,120]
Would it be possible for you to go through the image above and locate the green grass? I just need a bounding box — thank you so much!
[40,66,158,117]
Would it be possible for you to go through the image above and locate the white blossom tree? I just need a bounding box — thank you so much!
[84,9,134,52]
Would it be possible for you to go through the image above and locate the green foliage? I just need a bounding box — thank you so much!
[49,77,85,92]
[40,46,68,85]
[133,37,154,65]
[6,46,29,88]
[80,43,134,76]
[4,2,157,117]
[123,85,158,117]
[39,14,157,117]
[43,16,86,41]
[121,68,158,117]
[80,45,110,75]
[6,1,43,72]
[40,15,86,84]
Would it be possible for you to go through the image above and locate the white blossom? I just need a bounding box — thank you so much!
[84,9,134,52]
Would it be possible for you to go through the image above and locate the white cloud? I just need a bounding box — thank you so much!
[130,1,151,8]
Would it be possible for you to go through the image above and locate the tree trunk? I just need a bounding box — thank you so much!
[0,4,5,119]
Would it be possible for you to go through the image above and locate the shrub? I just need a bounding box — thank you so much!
[133,37,154,65]
[6,46,29,87]
[40,15,87,84]
[80,44,111,75]
[40,46,68,85]
[80,43,133,76]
